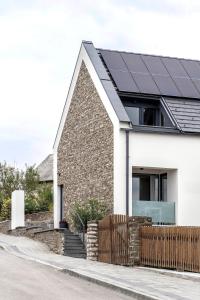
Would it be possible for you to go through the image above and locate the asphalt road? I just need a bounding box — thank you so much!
[0,250,135,300]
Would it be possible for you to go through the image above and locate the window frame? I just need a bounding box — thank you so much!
[132,173,167,202]
[122,96,173,128]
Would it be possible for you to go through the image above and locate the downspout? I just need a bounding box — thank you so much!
[125,130,129,215]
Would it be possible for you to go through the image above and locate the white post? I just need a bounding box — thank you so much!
[11,190,25,230]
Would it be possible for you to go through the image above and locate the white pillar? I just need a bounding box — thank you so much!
[11,190,25,230]
[53,151,61,228]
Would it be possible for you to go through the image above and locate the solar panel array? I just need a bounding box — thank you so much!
[99,49,200,99]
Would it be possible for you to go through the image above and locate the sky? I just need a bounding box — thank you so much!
[1,0,200,169]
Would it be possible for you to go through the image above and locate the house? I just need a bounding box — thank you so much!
[53,41,200,228]
[37,154,53,183]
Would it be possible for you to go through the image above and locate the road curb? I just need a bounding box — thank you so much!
[0,242,159,300]
[61,268,160,300]
[138,267,200,283]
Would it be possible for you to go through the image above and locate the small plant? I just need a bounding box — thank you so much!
[71,198,108,231]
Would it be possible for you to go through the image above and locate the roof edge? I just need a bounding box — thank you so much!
[83,41,130,123]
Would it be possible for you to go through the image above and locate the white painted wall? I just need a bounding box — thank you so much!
[11,190,25,230]
[126,131,200,226]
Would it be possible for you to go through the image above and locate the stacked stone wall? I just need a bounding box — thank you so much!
[0,220,11,234]
[57,62,114,225]
[86,221,98,261]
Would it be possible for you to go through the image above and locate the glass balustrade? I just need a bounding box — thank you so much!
[133,200,175,224]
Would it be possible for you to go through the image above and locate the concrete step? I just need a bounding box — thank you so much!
[64,246,85,251]
[64,253,86,258]
[65,239,83,244]
[64,230,86,259]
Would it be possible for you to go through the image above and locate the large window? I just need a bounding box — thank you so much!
[132,173,167,202]
[122,97,172,127]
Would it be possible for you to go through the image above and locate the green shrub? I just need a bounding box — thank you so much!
[0,198,11,221]
[37,183,53,212]
[25,194,39,214]
[25,184,53,214]
[71,198,108,231]
[0,161,53,219]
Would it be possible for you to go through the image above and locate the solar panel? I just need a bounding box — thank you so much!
[153,75,181,96]
[180,60,200,78]
[173,77,200,98]
[110,70,139,93]
[162,57,188,77]
[142,55,168,75]
[100,50,127,71]
[132,73,159,94]
[99,48,200,98]
[121,53,148,74]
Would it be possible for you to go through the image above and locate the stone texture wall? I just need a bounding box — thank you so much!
[57,62,114,224]
[128,216,152,266]
[7,227,65,255]
[0,220,10,234]
[86,221,98,261]
[25,211,53,222]
[34,229,64,255]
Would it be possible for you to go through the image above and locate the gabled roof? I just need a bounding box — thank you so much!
[37,154,53,182]
[99,49,200,99]
[54,41,200,148]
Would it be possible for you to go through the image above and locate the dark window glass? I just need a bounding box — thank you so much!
[160,174,167,202]
[140,175,150,200]
[143,108,157,126]
[132,173,167,202]
[123,97,173,127]
[161,112,165,126]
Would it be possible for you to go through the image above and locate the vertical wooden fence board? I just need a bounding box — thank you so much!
[140,226,200,273]
[98,214,129,265]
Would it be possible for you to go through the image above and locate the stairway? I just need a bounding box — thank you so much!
[64,230,86,259]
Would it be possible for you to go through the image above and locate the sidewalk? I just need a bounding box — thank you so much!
[0,233,200,300]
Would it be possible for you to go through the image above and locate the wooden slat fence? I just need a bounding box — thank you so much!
[98,214,129,265]
[140,226,200,272]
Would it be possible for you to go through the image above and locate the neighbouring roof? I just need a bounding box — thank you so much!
[37,154,53,182]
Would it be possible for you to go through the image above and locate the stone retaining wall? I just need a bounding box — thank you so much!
[25,211,53,222]
[33,229,64,255]
[7,227,65,255]
[0,220,11,234]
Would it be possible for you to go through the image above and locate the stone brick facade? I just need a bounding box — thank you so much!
[57,62,114,223]
[86,221,98,261]
[128,216,152,266]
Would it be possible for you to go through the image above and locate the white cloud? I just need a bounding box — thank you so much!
[0,0,200,167]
